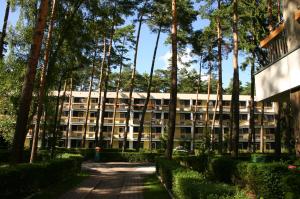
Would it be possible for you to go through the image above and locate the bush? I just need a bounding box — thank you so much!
[173,154,208,173]
[173,169,237,199]
[156,157,183,190]
[282,174,300,199]
[98,152,157,162]
[0,153,83,198]
[235,162,289,199]
[209,156,237,183]
[173,170,206,199]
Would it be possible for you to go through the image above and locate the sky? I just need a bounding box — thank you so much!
[0,1,250,88]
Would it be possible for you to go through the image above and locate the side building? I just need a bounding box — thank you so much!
[27,91,277,151]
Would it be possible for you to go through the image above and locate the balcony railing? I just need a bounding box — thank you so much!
[259,22,288,67]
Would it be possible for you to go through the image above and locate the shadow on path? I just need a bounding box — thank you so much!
[59,162,155,199]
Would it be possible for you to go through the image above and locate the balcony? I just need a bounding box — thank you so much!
[255,22,300,101]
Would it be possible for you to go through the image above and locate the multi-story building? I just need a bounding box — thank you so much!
[27,91,277,151]
[255,0,300,155]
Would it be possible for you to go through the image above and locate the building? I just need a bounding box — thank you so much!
[255,0,300,155]
[28,91,277,151]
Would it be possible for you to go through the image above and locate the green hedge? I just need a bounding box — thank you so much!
[156,157,183,190]
[173,155,208,173]
[0,154,83,198]
[235,161,294,199]
[208,156,237,183]
[99,152,158,162]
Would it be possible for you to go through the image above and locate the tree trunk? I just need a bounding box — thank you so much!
[232,0,239,158]
[82,50,97,148]
[191,61,202,152]
[99,27,114,148]
[65,78,72,148]
[111,37,126,148]
[249,51,255,152]
[51,79,66,158]
[11,0,49,163]
[136,25,162,151]
[0,0,10,59]
[275,102,282,157]
[286,101,293,155]
[205,60,212,149]
[123,14,143,151]
[217,0,223,154]
[95,38,107,147]
[260,102,265,153]
[166,0,177,160]
[277,0,281,22]
[290,90,300,157]
[30,0,57,163]
[41,108,47,149]
[211,84,219,150]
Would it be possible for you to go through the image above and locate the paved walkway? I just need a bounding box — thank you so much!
[59,162,156,199]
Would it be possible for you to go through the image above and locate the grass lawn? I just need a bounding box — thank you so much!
[31,172,89,199]
[143,174,171,199]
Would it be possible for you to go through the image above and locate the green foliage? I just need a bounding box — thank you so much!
[282,174,300,199]
[235,162,290,199]
[209,156,237,183]
[99,152,158,162]
[173,170,206,199]
[173,155,209,173]
[155,157,183,190]
[0,154,83,198]
[173,169,238,199]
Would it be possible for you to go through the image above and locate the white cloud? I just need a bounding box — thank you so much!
[159,48,195,70]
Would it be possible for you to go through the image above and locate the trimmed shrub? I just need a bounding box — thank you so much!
[173,169,236,199]
[156,157,183,190]
[173,170,206,199]
[235,162,289,199]
[98,152,157,162]
[0,154,83,198]
[173,154,208,173]
[209,156,237,183]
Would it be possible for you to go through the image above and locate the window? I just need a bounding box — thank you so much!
[163,99,170,105]
[155,99,161,105]
[103,126,112,132]
[180,113,191,120]
[151,127,162,134]
[239,101,246,107]
[90,112,97,117]
[74,97,84,103]
[73,111,84,117]
[240,114,248,120]
[119,127,125,132]
[120,99,129,104]
[120,113,127,118]
[91,98,98,103]
[133,127,139,132]
[134,112,141,119]
[103,112,113,118]
[223,101,231,107]
[72,125,83,131]
[154,113,161,119]
[180,127,191,134]
[180,100,190,106]
[134,99,145,104]
[164,113,169,119]
[105,98,114,104]
[89,126,95,132]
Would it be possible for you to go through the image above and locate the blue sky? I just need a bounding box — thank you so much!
[0,1,250,88]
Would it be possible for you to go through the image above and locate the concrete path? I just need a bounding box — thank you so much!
[59,162,156,199]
